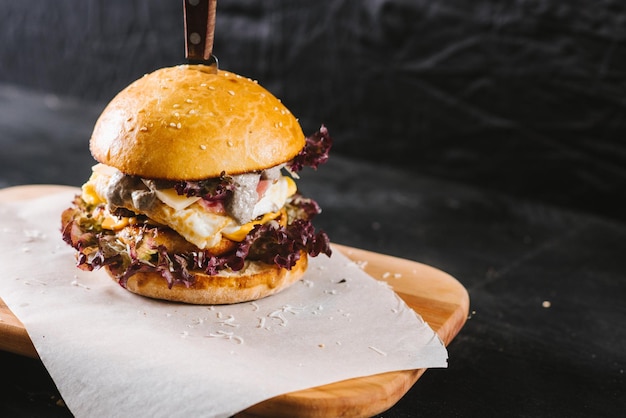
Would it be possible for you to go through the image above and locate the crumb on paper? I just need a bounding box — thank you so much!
[24,279,47,286]
[190,317,206,326]
[368,346,387,356]
[267,305,301,327]
[70,279,90,290]
[218,315,239,328]
[206,330,244,344]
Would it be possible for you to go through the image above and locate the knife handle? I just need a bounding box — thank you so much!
[183,0,217,64]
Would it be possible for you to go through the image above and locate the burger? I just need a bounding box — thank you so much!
[61,64,332,305]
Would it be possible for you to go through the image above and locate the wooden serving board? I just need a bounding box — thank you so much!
[0,185,470,418]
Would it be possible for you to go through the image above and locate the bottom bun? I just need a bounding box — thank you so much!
[106,253,308,305]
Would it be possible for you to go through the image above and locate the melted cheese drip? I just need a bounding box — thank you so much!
[82,164,297,248]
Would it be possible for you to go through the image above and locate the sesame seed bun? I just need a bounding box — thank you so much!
[90,65,306,180]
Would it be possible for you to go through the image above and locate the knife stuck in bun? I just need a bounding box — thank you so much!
[61,64,332,304]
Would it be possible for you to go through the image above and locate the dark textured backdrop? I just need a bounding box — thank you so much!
[1,0,625,219]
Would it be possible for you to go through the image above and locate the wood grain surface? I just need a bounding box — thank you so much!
[0,185,470,417]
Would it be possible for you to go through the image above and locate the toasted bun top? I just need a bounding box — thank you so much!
[90,65,305,180]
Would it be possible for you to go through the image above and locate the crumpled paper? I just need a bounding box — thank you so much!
[0,188,447,418]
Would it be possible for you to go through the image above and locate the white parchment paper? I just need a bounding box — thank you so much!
[0,189,447,418]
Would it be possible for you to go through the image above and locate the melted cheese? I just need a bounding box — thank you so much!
[82,164,298,249]
[221,211,282,242]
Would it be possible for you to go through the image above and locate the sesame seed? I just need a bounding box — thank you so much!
[228,90,235,96]
[208,86,215,90]
[227,140,234,147]
[200,83,207,87]
[140,127,148,132]
[169,122,177,128]
[173,104,180,108]
[200,144,207,150]
[189,109,196,115]
[173,112,180,117]
[176,123,182,129]
[185,99,193,103]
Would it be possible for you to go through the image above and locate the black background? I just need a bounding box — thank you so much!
[2,0,625,220]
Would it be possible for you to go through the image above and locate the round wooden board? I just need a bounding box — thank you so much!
[0,185,470,417]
